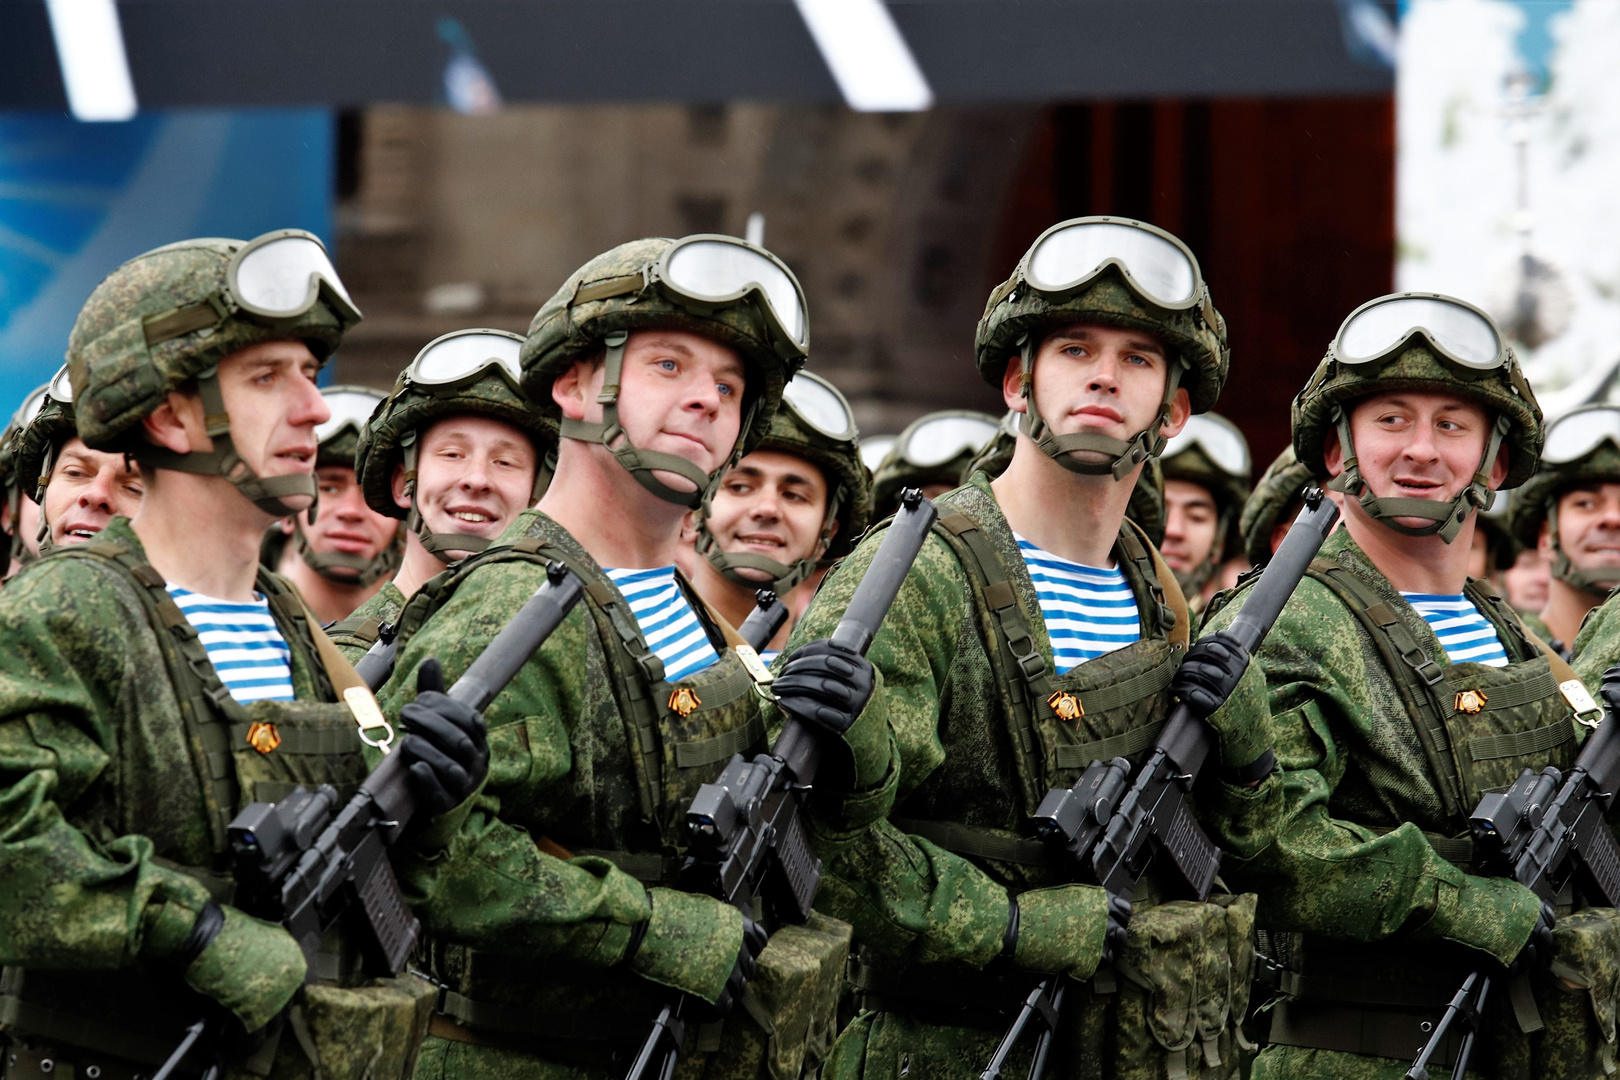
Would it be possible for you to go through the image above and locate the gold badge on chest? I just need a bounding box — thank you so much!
[1454,689,1489,715]
[669,687,703,718]
[246,721,282,754]
[1047,691,1084,722]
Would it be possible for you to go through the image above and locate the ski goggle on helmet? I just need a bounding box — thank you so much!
[404,327,524,394]
[1164,413,1250,478]
[316,387,385,446]
[1020,217,1213,319]
[781,370,856,443]
[221,229,360,328]
[893,412,1000,469]
[1541,405,1620,465]
[859,435,897,473]
[656,236,808,354]
[1328,293,1508,377]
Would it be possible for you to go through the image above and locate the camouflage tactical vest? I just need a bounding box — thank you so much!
[0,536,433,1080]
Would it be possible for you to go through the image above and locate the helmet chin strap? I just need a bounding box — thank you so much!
[694,484,843,593]
[398,429,550,566]
[133,366,318,518]
[1325,405,1509,545]
[293,525,399,586]
[1545,502,1620,597]
[559,331,752,509]
[1015,335,1185,482]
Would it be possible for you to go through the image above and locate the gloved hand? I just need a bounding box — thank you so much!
[399,658,489,816]
[628,888,768,1009]
[1509,900,1557,974]
[1006,884,1126,982]
[178,903,306,1032]
[1172,631,1250,719]
[1600,663,1620,715]
[772,639,889,790]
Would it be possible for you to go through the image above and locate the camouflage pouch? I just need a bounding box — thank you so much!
[731,913,854,1080]
[1534,906,1620,1078]
[229,699,369,807]
[1111,894,1257,1080]
[280,974,436,1080]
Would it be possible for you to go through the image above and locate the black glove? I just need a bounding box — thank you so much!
[1101,891,1132,967]
[1600,663,1620,715]
[772,638,875,737]
[1509,900,1557,975]
[1172,632,1250,719]
[399,658,489,816]
[696,914,770,1020]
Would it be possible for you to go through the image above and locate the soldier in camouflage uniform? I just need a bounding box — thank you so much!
[1201,292,1620,1078]
[685,369,870,657]
[12,365,144,553]
[325,330,553,662]
[775,216,1273,1080]
[0,231,489,1080]
[372,236,855,1080]
[1159,413,1251,614]
[869,410,1000,520]
[261,385,405,624]
[1506,405,1620,657]
[0,382,51,579]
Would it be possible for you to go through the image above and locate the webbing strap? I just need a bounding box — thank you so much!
[1269,1000,1460,1068]
[1056,717,1167,769]
[436,988,639,1042]
[1450,669,1560,712]
[891,817,1050,866]
[227,721,360,756]
[326,616,383,647]
[1367,825,1475,869]
[673,714,765,769]
[1468,719,1575,762]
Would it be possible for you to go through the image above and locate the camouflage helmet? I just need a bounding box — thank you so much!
[871,410,1000,521]
[14,366,78,508]
[964,410,1020,482]
[356,329,555,564]
[695,370,869,593]
[66,231,360,517]
[0,381,52,576]
[1161,413,1252,594]
[1507,405,1620,596]
[522,235,809,508]
[975,217,1229,482]
[1292,293,1541,544]
[1241,445,1317,568]
[1475,488,1517,575]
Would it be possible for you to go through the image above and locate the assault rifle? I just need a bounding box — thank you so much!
[1407,682,1620,1079]
[153,563,585,1080]
[983,488,1342,1080]
[737,589,789,653]
[353,621,400,692]
[625,488,939,1080]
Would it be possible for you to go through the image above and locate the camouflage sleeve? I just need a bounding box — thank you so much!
[328,582,406,664]
[1572,593,1620,684]
[0,562,216,971]
[376,560,652,967]
[772,530,1017,969]
[1203,580,1541,967]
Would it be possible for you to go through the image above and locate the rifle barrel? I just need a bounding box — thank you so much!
[829,488,937,655]
[738,591,788,653]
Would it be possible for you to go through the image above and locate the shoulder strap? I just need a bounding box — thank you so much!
[1119,517,1190,649]
[289,592,397,755]
[1305,558,1466,819]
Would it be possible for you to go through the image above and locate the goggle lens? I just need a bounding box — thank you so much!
[1026,221,1198,307]
[316,390,384,444]
[664,239,807,346]
[905,415,999,468]
[1337,296,1502,370]
[783,374,856,442]
[234,234,354,317]
[411,331,524,388]
[860,436,897,473]
[46,366,73,405]
[1541,407,1620,464]
[1164,414,1249,477]
[16,386,49,427]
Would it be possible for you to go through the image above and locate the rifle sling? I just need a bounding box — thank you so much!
[1268,999,1463,1069]
[890,817,1050,866]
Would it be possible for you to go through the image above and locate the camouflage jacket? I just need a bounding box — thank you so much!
[774,474,1271,973]
[329,580,407,664]
[1202,526,1556,969]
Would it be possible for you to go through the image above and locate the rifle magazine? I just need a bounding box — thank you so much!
[1163,802,1222,901]
[1575,806,1620,907]
[769,803,822,923]
[354,852,420,975]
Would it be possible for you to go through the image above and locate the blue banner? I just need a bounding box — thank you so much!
[0,109,333,412]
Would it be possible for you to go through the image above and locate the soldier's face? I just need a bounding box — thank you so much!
[1162,479,1219,574]
[395,415,537,555]
[43,436,143,545]
[1327,392,1508,532]
[1003,322,1190,468]
[1544,484,1620,572]
[706,449,833,581]
[214,340,330,513]
[288,466,398,575]
[559,330,746,498]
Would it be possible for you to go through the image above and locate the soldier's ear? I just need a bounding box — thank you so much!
[391,462,412,512]
[1001,356,1026,413]
[551,358,601,421]
[1323,429,1344,478]
[1538,519,1554,560]
[1489,443,1509,488]
[141,390,205,455]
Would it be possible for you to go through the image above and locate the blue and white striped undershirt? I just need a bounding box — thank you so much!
[1401,593,1509,668]
[604,567,720,684]
[1014,534,1141,675]
[167,587,296,703]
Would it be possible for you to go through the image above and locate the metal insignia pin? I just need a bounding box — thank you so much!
[1047,691,1084,722]
[668,687,702,718]
[1454,689,1488,715]
[245,721,282,754]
